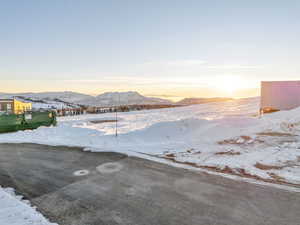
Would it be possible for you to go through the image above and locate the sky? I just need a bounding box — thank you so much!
[1,0,300,100]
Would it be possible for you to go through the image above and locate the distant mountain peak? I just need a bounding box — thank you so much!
[78,91,172,106]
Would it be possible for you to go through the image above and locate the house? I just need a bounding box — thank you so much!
[86,106,114,114]
[56,107,86,116]
[0,99,32,114]
[260,81,300,113]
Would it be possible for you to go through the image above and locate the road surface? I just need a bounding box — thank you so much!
[0,143,299,225]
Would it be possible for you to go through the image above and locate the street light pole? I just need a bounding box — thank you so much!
[115,92,120,137]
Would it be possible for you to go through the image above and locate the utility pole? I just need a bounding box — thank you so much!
[115,108,118,137]
[115,92,120,137]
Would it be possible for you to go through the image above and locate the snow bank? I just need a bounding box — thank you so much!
[0,186,57,225]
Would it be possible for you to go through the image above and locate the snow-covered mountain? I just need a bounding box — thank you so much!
[0,91,173,108]
[0,91,245,108]
[0,91,90,103]
[0,91,89,110]
[76,91,173,107]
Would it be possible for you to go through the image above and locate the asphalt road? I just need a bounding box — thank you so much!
[0,143,299,225]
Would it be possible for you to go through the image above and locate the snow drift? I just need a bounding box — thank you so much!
[0,97,299,186]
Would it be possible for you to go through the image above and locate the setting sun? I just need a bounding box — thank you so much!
[212,76,250,97]
[220,80,238,95]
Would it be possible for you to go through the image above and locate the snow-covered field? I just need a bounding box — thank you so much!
[0,186,57,225]
[0,97,300,187]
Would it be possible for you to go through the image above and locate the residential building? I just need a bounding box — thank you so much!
[0,99,32,114]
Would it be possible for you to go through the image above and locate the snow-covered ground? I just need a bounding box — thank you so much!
[31,101,73,110]
[0,186,57,225]
[0,97,300,186]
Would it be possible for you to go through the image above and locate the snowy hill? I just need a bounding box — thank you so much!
[0,92,89,110]
[0,91,90,103]
[76,91,173,106]
[0,91,252,109]
[0,91,173,109]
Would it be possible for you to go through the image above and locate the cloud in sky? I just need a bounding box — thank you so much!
[141,60,261,70]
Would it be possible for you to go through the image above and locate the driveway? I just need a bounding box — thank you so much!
[0,143,299,225]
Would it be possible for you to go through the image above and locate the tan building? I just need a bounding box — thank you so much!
[0,99,32,114]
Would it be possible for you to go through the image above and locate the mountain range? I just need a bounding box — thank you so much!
[0,91,234,108]
[0,91,173,107]
[75,91,172,106]
[0,91,90,103]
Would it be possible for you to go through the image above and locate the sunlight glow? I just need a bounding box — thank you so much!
[215,76,249,97]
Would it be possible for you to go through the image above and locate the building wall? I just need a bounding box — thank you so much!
[261,81,300,111]
[13,99,32,114]
[0,100,14,113]
[0,99,32,114]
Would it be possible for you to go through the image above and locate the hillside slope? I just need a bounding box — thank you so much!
[76,91,173,106]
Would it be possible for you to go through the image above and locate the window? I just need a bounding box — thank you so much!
[7,104,11,110]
